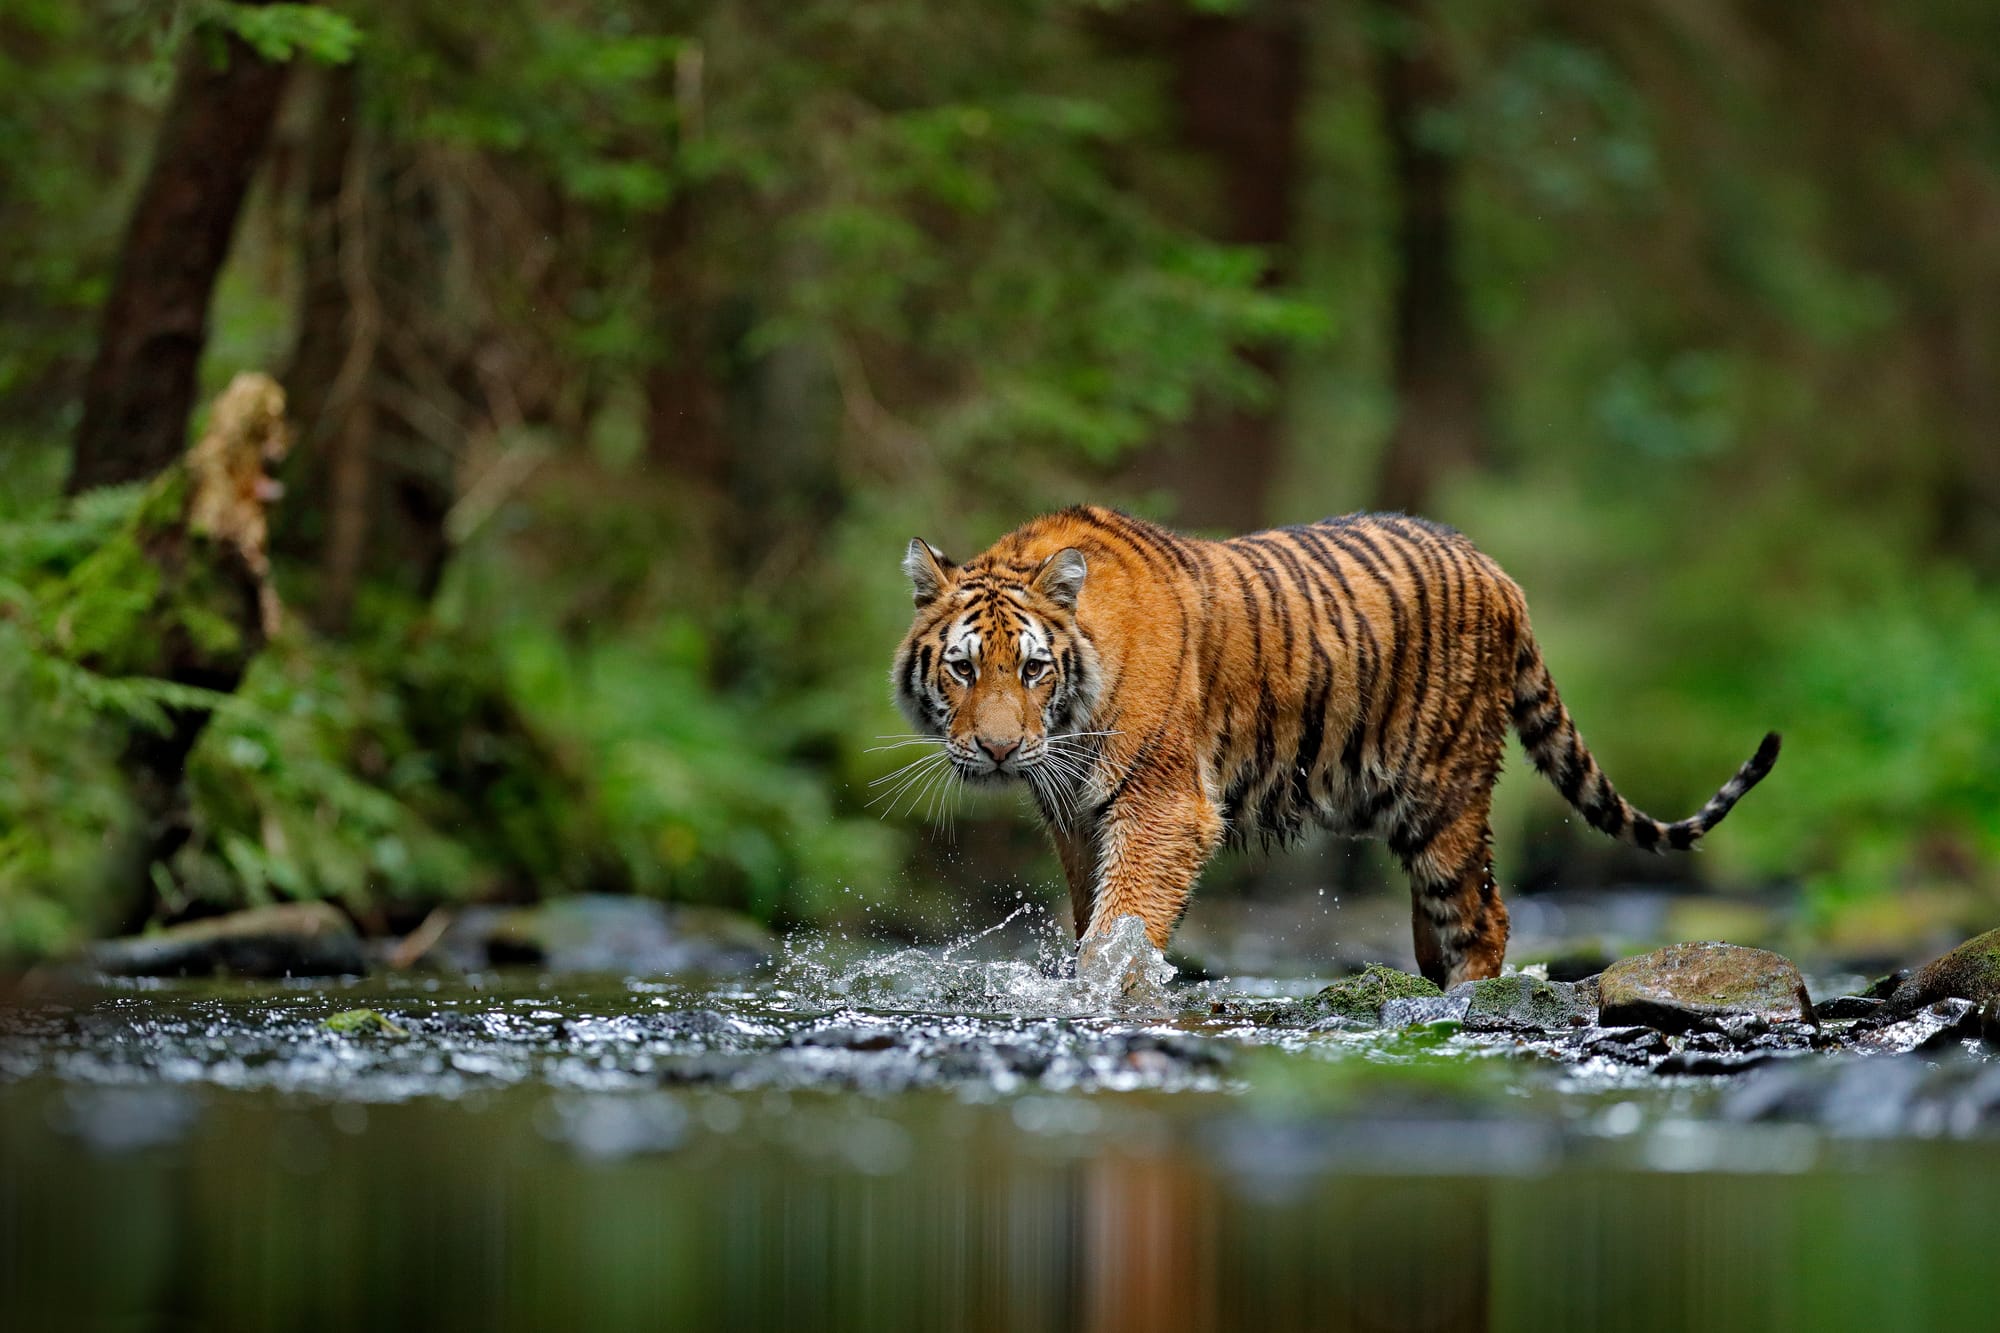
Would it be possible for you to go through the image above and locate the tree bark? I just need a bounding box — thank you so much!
[1373,0,1488,515]
[68,19,294,495]
[644,187,729,498]
[1140,1,1307,532]
[279,63,379,633]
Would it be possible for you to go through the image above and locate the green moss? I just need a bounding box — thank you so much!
[1296,964,1442,1023]
[1462,975,1592,1032]
[322,1009,408,1038]
[1891,927,2000,1012]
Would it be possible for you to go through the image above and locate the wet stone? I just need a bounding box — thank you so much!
[1862,970,1908,1000]
[1852,998,1985,1054]
[1580,1026,1671,1065]
[1655,1049,1785,1077]
[1814,995,1884,1022]
[1281,965,1441,1025]
[1597,942,1814,1034]
[1457,975,1594,1033]
[1884,927,2000,1016]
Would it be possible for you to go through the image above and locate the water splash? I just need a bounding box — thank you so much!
[772,907,1187,1019]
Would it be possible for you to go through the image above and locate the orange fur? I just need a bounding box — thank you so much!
[893,506,1778,985]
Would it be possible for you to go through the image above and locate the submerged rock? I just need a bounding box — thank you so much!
[1457,974,1595,1033]
[433,896,775,976]
[1579,1026,1671,1065]
[1596,942,1813,1033]
[1285,965,1441,1025]
[86,903,364,978]
[1853,998,1990,1054]
[1655,1048,1785,1077]
[1884,927,2000,1016]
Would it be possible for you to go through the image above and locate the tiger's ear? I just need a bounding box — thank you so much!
[1032,547,1087,610]
[903,538,956,606]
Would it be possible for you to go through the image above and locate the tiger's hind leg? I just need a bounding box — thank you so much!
[1395,800,1510,988]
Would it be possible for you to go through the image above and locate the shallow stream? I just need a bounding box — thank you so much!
[2,910,1995,1332]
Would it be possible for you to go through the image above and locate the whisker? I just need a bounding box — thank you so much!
[866,753,949,810]
[868,751,948,788]
[885,758,950,819]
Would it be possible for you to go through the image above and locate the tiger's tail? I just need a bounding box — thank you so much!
[1509,636,1779,851]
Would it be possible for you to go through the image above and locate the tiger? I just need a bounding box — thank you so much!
[889,504,1780,987]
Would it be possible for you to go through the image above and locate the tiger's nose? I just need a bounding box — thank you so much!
[978,737,1019,764]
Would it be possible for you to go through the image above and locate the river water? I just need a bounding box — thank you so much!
[2,913,1995,1332]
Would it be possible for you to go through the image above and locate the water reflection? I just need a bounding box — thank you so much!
[5,1081,1998,1332]
[1,923,1995,1331]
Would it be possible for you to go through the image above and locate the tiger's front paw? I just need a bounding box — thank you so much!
[1077,914,1173,1003]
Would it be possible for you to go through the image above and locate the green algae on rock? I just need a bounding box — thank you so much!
[1886,928,2000,1015]
[322,1009,409,1038]
[1460,974,1595,1033]
[1285,965,1441,1024]
[1597,942,1813,1033]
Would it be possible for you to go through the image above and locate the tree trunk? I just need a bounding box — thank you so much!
[68,18,294,495]
[1373,0,1488,515]
[279,63,379,633]
[1139,2,1306,533]
[645,187,729,499]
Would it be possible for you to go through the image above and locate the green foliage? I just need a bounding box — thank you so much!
[5,0,2000,962]
[208,3,361,65]
[0,621,136,959]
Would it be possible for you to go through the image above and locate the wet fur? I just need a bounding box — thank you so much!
[893,506,1779,986]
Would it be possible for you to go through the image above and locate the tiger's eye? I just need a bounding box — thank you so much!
[950,659,975,683]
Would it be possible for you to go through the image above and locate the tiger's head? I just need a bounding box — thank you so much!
[891,539,1102,784]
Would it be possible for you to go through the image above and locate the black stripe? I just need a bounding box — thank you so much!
[1237,538,1297,670]
[1285,526,1377,778]
[1556,734,1590,804]
[1518,706,1562,751]
[1587,780,1626,835]
[1116,510,1203,581]
[1376,526,1437,771]
[1097,722,1167,817]
[1316,525,1408,770]
[1279,527,1355,651]
[1221,547,1275,820]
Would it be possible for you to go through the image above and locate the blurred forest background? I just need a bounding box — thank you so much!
[2,0,1998,963]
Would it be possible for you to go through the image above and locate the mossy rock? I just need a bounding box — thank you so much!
[1459,974,1595,1033]
[1597,941,1813,1033]
[322,1009,408,1038]
[1886,928,2000,1015]
[1290,965,1441,1024]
